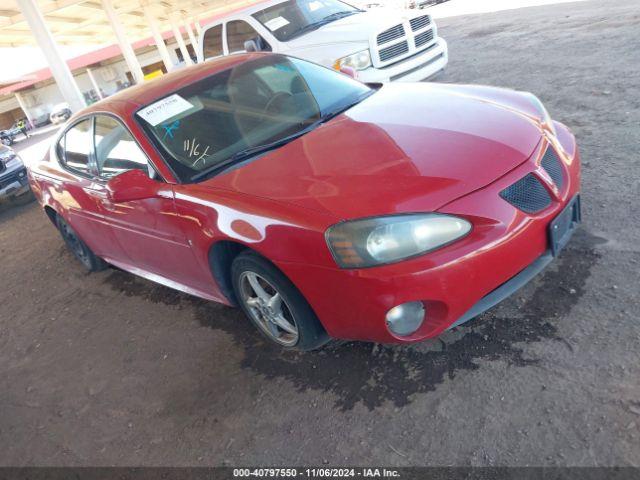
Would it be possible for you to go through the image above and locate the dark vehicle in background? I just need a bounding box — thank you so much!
[1,125,20,146]
[0,145,30,201]
[50,103,72,125]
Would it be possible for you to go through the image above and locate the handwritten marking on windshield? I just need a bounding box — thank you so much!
[162,120,180,139]
[184,138,211,167]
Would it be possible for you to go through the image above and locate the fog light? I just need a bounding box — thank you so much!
[385,301,425,336]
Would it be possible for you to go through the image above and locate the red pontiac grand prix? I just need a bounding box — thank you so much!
[28,53,581,350]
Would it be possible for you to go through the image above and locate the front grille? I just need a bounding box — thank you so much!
[500,173,551,213]
[410,15,430,31]
[414,29,434,48]
[379,40,409,62]
[541,146,564,189]
[0,167,27,190]
[377,24,404,45]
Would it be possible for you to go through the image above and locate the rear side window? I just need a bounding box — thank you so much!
[62,119,92,175]
[202,24,223,59]
[226,20,271,53]
[94,115,149,179]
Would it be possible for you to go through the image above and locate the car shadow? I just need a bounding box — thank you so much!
[102,228,602,411]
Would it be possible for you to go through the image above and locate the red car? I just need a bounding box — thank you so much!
[28,53,581,350]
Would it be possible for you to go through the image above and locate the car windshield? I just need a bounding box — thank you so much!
[136,54,372,182]
[252,0,362,42]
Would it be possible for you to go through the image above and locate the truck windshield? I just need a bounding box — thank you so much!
[136,54,372,182]
[252,0,362,42]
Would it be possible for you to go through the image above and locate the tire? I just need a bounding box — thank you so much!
[231,251,329,351]
[1,136,11,146]
[56,214,108,272]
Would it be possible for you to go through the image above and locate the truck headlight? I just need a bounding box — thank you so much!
[333,50,372,71]
[326,213,472,268]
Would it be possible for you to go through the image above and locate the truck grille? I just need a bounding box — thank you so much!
[541,146,564,189]
[414,29,434,48]
[373,15,436,67]
[377,24,405,45]
[409,15,430,31]
[379,41,409,62]
[500,174,551,213]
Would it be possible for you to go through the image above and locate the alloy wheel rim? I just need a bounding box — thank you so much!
[239,271,299,346]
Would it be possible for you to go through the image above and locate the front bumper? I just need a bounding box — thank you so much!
[277,129,581,343]
[0,166,31,200]
[358,38,448,83]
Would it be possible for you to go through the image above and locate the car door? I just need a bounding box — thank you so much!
[91,114,214,291]
[56,118,124,261]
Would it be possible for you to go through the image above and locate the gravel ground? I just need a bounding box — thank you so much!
[1,0,639,467]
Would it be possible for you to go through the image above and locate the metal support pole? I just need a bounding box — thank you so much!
[142,2,174,72]
[192,17,202,35]
[86,68,104,100]
[100,0,145,84]
[14,92,35,127]
[183,18,198,51]
[170,14,193,66]
[16,0,86,112]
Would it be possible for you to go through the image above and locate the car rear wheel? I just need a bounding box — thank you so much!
[56,215,108,272]
[231,251,329,351]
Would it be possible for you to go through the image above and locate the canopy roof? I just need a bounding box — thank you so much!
[0,0,258,47]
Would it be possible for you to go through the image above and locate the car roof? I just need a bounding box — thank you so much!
[81,53,266,117]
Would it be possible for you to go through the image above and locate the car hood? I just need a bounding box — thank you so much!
[205,83,545,220]
[285,9,418,48]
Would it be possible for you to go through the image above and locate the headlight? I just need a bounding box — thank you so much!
[333,50,372,71]
[523,92,556,136]
[326,213,472,268]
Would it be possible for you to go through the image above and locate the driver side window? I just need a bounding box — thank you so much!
[94,115,150,180]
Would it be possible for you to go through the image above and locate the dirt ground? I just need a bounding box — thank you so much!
[1,0,639,467]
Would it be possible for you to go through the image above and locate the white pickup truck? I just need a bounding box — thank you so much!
[197,0,448,83]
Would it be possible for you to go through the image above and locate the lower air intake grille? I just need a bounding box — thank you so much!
[379,40,409,62]
[500,173,551,213]
[541,146,564,189]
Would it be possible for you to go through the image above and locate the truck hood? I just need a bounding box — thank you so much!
[285,9,420,48]
[205,83,545,220]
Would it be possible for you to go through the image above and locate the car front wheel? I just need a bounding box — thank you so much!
[231,251,329,351]
[56,215,107,272]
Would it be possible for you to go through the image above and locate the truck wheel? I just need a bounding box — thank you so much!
[56,215,108,272]
[231,251,329,351]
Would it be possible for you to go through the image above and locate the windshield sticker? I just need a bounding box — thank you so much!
[137,94,194,127]
[264,16,290,31]
[308,1,322,11]
[184,138,212,168]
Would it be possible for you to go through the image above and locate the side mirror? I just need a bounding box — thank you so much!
[106,169,159,203]
[244,39,261,52]
[339,66,357,79]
